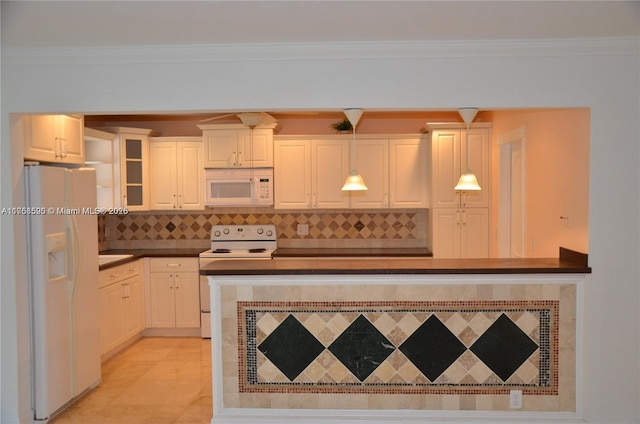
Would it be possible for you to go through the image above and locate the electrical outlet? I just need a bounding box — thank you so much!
[509,389,522,409]
[297,223,309,236]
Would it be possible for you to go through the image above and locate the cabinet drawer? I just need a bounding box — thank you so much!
[121,259,142,279]
[99,266,123,288]
[149,257,198,273]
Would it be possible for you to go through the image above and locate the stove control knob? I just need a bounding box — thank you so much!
[223,228,230,235]
[213,230,221,237]
[257,228,264,235]
[266,230,273,237]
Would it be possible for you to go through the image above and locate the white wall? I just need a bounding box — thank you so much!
[2,39,639,423]
[490,108,591,257]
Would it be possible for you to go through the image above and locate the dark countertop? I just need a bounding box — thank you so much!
[272,247,432,258]
[200,247,590,275]
[199,257,590,275]
[98,248,205,270]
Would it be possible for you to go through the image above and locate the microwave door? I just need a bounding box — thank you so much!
[207,178,254,205]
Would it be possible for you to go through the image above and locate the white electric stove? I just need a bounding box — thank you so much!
[199,224,277,337]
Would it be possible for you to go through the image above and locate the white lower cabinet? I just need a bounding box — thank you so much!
[99,260,145,358]
[431,208,489,258]
[149,258,200,329]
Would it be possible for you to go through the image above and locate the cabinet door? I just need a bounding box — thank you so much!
[431,208,462,259]
[99,283,125,354]
[149,141,178,209]
[389,138,427,208]
[238,128,273,167]
[58,115,84,164]
[176,141,204,210]
[24,115,57,160]
[173,273,200,328]
[274,139,312,209]
[123,274,144,338]
[431,130,462,208]
[351,139,389,209]
[149,273,176,328]
[460,129,490,208]
[121,136,149,210]
[460,208,490,258]
[203,129,238,167]
[312,139,350,208]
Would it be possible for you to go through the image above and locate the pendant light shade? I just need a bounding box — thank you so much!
[342,173,368,191]
[455,107,481,191]
[341,108,368,191]
[455,170,481,190]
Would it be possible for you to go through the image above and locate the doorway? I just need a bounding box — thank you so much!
[498,126,526,258]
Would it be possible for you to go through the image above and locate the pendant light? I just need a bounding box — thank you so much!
[341,108,368,191]
[454,107,481,191]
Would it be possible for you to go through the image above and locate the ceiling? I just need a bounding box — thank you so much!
[2,1,639,48]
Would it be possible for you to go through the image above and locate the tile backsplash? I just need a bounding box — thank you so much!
[99,208,428,250]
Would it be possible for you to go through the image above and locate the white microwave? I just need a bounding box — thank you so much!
[204,168,273,207]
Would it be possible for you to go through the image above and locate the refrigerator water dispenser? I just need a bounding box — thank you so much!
[46,232,67,280]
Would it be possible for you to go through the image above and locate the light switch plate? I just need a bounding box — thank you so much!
[297,223,309,236]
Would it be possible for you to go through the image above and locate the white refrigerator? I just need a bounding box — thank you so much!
[24,164,101,421]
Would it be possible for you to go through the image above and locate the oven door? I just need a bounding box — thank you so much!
[199,257,216,338]
[199,256,272,338]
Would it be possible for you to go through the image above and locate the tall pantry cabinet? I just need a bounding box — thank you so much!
[428,123,492,258]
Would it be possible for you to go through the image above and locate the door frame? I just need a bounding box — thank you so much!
[498,126,526,258]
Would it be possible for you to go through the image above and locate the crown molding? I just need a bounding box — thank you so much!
[3,37,638,66]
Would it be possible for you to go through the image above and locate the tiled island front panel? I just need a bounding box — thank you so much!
[215,279,577,413]
[240,301,555,394]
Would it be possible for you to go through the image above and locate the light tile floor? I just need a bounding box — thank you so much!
[52,337,213,424]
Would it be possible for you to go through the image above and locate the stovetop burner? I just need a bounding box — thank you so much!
[248,248,267,253]
[212,248,231,254]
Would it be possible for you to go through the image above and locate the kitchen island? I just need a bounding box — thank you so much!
[202,249,588,424]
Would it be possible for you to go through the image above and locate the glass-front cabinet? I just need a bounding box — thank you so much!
[87,127,156,211]
[123,137,145,209]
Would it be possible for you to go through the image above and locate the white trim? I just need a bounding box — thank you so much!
[3,37,638,66]
[211,408,583,424]
[498,126,527,258]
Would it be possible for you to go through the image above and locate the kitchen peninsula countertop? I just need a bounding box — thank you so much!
[201,248,590,275]
[98,248,205,270]
[272,247,432,258]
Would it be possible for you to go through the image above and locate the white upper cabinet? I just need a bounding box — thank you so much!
[199,124,276,168]
[350,139,389,209]
[91,127,157,211]
[85,127,118,209]
[274,138,350,209]
[149,137,203,210]
[22,114,85,164]
[350,137,427,209]
[429,124,491,209]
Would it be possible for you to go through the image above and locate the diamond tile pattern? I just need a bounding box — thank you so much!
[257,315,325,381]
[107,211,419,241]
[243,303,550,391]
[399,315,467,381]
[470,314,539,381]
[328,315,395,381]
